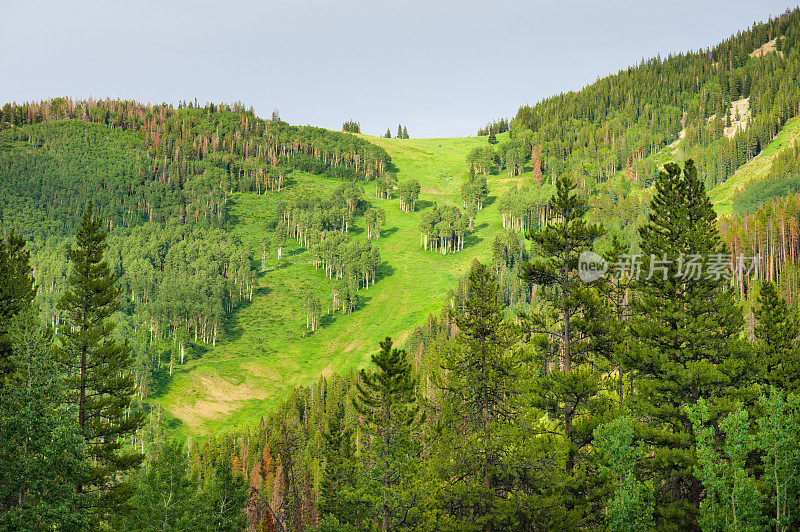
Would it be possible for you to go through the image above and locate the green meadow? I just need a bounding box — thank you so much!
[157,134,533,436]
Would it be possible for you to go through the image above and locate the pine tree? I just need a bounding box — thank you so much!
[520,173,611,474]
[353,337,421,531]
[0,230,37,382]
[628,160,753,527]
[397,124,403,139]
[754,281,800,393]
[55,202,145,520]
[384,128,391,139]
[402,126,409,139]
[319,403,366,527]
[488,132,497,145]
[436,260,521,531]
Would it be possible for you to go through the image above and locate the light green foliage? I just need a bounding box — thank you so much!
[689,399,765,532]
[593,417,654,532]
[124,440,203,531]
[757,391,800,532]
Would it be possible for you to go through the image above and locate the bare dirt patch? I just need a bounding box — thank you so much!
[725,98,750,139]
[167,372,268,428]
[750,38,782,58]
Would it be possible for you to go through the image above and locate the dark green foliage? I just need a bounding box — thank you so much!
[520,174,612,526]
[487,132,497,145]
[353,337,421,531]
[733,174,800,214]
[54,203,145,519]
[433,260,522,530]
[0,230,36,381]
[476,118,509,137]
[512,9,800,186]
[628,160,752,528]
[754,281,800,393]
[342,120,361,133]
[0,306,88,531]
[319,404,365,527]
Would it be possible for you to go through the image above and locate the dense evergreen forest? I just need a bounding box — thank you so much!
[6,6,800,532]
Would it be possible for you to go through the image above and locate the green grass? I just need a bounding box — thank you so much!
[157,134,533,436]
[709,116,800,215]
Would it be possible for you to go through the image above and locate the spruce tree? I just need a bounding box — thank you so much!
[353,337,421,531]
[55,202,145,520]
[753,281,800,393]
[397,124,403,139]
[628,160,753,527]
[385,128,391,139]
[402,126,409,139]
[0,230,37,383]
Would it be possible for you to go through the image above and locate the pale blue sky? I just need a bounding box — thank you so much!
[1,0,797,137]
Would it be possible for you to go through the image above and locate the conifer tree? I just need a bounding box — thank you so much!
[436,260,521,531]
[385,128,391,139]
[0,230,37,382]
[55,202,145,520]
[353,337,421,531]
[402,126,409,139]
[319,403,366,527]
[397,124,403,139]
[754,281,800,393]
[520,173,611,475]
[628,160,753,527]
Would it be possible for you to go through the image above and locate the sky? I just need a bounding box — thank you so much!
[1,0,797,138]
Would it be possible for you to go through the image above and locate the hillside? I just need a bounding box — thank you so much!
[157,134,532,435]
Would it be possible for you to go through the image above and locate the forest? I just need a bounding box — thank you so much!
[5,5,800,532]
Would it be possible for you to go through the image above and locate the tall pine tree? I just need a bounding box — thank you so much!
[521,174,612,472]
[435,260,522,531]
[753,281,800,393]
[353,337,421,531]
[628,160,754,528]
[55,202,145,521]
[0,230,37,383]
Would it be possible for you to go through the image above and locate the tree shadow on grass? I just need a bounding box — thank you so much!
[484,195,497,208]
[464,222,489,248]
[415,199,434,211]
[376,261,396,283]
[381,226,399,238]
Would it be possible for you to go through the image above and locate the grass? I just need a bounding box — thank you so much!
[709,116,800,215]
[157,133,531,436]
